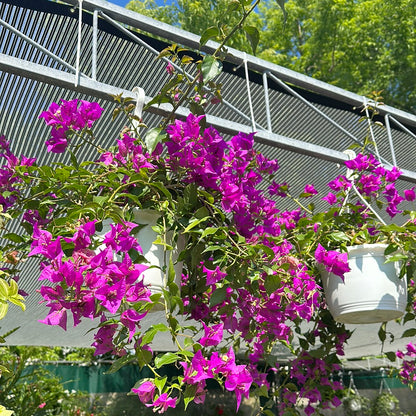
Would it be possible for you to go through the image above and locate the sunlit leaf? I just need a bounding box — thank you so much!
[155,352,179,368]
[200,26,220,47]
[201,55,222,82]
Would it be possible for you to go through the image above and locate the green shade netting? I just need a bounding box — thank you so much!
[24,364,407,394]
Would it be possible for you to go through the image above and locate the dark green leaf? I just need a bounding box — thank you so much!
[137,348,153,368]
[378,322,387,342]
[275,0,287,23]
[244,25,260,55]
[403,312,415,324]
[227,0,240,13]
[385,351,397,362]
[200,26,220,47]
[309,348,325,358]
[384,244,399,256]
[104,354,135,374]
[402,328,416,338]
[2,233,25,243]
[184,384,198,409]
[299,338,309,350]
[264,274,281,295]
[209,286,227,307]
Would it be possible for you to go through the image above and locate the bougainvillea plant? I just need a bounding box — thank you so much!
[1,2,416,415]
[1,97,416,414]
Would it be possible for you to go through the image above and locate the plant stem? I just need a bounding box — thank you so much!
[162,0,260,126]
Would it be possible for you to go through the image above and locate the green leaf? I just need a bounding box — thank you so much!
[385,253,407,263]
[299,338,309,350]
[0,279,8,298]
[255,244,275,259]
[93,195,109,206]
[104,354,136,374]
[141,323,169,345]
[275,0,287,23]
[194,206,210,219]
[385,351,397,362]
[154,376,167,393]
[227,0,240,13]
[137,348,153,368]
[402,328,416,338]
[0,405,14,416]
[200,227,219,239]
[8,279,18,297]
[201,55,222,82]
[183,384,198,409]
[183,216,210,233]
[2,233,25,243]
[264,274,281,295]
[154,352,180,368]
[244,25,259,55]
[328,231,350,243]
[200,26,220,47]
[144,127,166,154]
[0,364,10,374]
[378,322,387,342]
[308,348,325,358]
[8,296,25,311]
[403,312,415,324]
[384,244,399,256]
[209,286,227,307]
[0,301,8,320]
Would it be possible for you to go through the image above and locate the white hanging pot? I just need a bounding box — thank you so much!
[97,209,184,309]
[321,244,407,324]
[132,209,184,298]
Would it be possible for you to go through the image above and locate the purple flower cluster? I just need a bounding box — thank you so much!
[326,152,415,218]
[165,114,280,239]
[181,348,253,409]
[99,132,158,171]
[315,243,351,280]
[133,381,177,413]
[0,135,35,210]
[30,219,151,356]
[39,99,103,153]
[396,342,416,385]
[281,352,343,416]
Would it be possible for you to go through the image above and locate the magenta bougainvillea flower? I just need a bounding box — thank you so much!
[199,322,224,347]
[314,243,351,280]
[145,393,177,413]
[39,99,103,153]
[132,380,156,403]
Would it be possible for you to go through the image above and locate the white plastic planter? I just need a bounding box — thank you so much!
[97,209,184,306]
[132,209,184,297]
[321,244,407,324]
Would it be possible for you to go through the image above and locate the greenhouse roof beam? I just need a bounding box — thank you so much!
[61,0,416,129]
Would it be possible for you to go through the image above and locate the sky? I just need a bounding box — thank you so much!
[109,0,170,7]
[109,0,133,6]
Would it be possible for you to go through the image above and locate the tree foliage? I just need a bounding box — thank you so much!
[126,0,258,52]
[127,0,416,113]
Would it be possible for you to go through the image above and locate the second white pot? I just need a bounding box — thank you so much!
[321,244,407,324]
